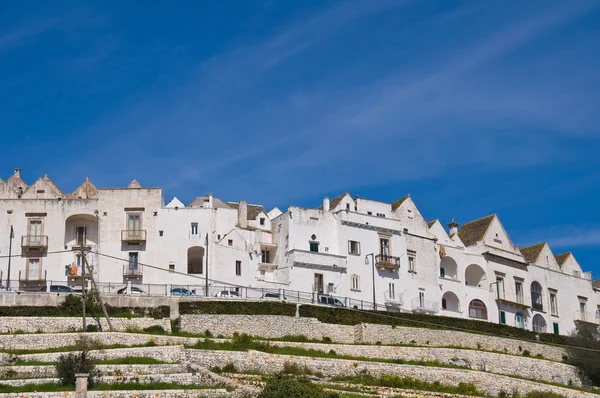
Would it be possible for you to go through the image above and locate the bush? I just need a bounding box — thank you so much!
[179,301,296,316]
[142,325,166,335]
[55,337,100,388]
[566,325,600,386]
[257,376,340,398]
[524,392,566,398]
[85,324,99,332]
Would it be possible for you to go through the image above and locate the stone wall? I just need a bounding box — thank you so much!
[180,314,355,343]
[188,349,596,398]
[0,390,234,398]
[17,345,186,364]
[0,317,171,334]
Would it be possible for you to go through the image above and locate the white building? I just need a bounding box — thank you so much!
[0,169,598,335]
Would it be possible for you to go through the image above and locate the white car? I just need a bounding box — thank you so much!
[260,292,287,301]
[214,290,240,298]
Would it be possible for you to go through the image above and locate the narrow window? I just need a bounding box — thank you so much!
[500,310,506,324]
[408,256,415,272]
[367,211,372,215]
[27,220,43,245]
[309,242,319,252]
[259,217,265,226]
[388,283,395,299]
[379,238,390,257]
[550,292,558,316]
[228,239,233,247]
[348,240,360,255]
[496,277,505,300]
[261,250,270,264]
[440,267,445,278]
[26,258,41,280]
[346,203,350,210]
[441,298,447,309]
[235,260,241,276]
[169,264,175,273]
[419,291,425,307]
[128,252,139,274]
[191,223,198,235]
[75,226,86,246]
[376,213,385,218]
[351,275,360,291]
[515,282,523,304]
[159,230,164,237]
[314,273,324,293]
[553,322,559,335]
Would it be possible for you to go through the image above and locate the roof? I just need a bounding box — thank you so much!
[67,177,98,199]
[227,202,266,220]
[519,243,546,263]
[128,179,142,188]
[427,219,438,228]
[593,280,600,290]
[188,196,229,209]
[457,214,495,247]
[555,252,571,266]
[42,175,63,195]
[317,192,349,210]
[391,194,410,211]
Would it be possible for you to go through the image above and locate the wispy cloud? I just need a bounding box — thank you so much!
[523,226,600,249]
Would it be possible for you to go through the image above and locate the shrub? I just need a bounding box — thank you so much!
[179,301,296,316]
[522,350,530,357]
[566,325,600,386]
[142,325,166,335]
[524,392,566,398]
[85,324,99,332]
[55,337,100,388]
[258,376,339,398]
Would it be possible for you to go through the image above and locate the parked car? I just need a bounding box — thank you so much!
[116,286,147,295]
[0,284,10,292]
[260,292,287,301]
[317,294,345,307]
[41,285,73,293]
[214,290,240,298]
[170,287,197,297]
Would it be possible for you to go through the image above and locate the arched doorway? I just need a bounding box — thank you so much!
[532,314,547,333]
[465,264,486,287]
[188,246,205,274]
[468,299,487,320]
[440,257,458,280]
[441,291,460,312]
[530,281,543,311]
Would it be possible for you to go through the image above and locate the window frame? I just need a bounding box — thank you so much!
[309,241,319,253]
[348,240,360,256]
[235,260,242,276]
[468,299,488,320]
[549,291,558,316]
[191,223,199,235]
[350,274,360,291]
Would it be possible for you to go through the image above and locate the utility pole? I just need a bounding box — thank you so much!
[204,233,209,297]
[80,247,86,331]
[6,226,13,290]
[81,250,114,331]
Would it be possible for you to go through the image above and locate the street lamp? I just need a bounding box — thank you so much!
[365,253,376,310]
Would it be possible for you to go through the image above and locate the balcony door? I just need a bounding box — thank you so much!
[379,238,390,259]
[28,220,42,245]
[127,214,141,239]
[27,258,40,280]
[314,273,324,294]
[128,252,139,275]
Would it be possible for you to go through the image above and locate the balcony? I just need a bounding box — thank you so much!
[287,249,346,271]
[66,265,91,281]
[123,264,143,279]
[495,291,530,310]
[375,254,401,271]
[337,210,402,234]
[411,298,439,314]
[258,262,278,271]
[121,230,147,244]
[574,311,600,326]
[19,270,47,282]
[21,235,48,251]
[384,291,403,307]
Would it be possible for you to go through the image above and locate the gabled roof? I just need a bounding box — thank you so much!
[554,252,571,266]
[188,196,229,209]
[427,219,438,228]
[317,192,349,210]
[519,243,546,263]
[128,179,142,189]
[391,194,410,211]
[5,174,27,192]
[67,177,98,199]
[593,280,600,290]
[457,214,495,247]
[227,202,266,220]
[42,175,63,196]
[165,197,185,209]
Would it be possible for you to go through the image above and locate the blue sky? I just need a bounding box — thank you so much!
[1,1,600,276]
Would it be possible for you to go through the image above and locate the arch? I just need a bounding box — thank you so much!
[532,314,547,333]
[515,311,526,329]
[530,281,543,311]
[64,214,99,246]
[441,291,460,312]
[440,256,458,280]
[468,299,487,320]
[187,246,205,274]
[465,264,486,286]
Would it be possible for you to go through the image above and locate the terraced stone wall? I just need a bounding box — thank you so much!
[0,317,171,334]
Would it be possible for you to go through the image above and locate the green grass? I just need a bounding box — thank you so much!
[8,359,54,366]
[1,341,156,355]
[91,382,219,391]
[96,357,170,365]
[0,383,74,393]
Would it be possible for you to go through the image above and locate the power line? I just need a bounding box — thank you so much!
[0,249,73,259]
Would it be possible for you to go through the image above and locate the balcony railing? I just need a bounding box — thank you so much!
[495,291,531,309]
[574,311,600,325]
[19,270,47,282]
[384,291,403,306]
[375,254,401,271]
[411,298,439,314]
[288,249,347,270]
[121,230,147,244]
[123,263,143,279]
[257,262,278,271]
[21,235,48,250]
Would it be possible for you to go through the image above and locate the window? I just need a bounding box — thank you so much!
[500,310,506,324]
[128,213,141,231]
[168,264,175,273]
[75,226,86,246]
[532,314,547,333]
[27,220,43,245]
[388,283,396,299]
[441,298,447,309]
[261,250,271,264]
[367,211,372,215]
[26,258,41,280]
[191,223,198,235]
[468,299,487,320]
[515,281,524,304]
[496,277,505,300]
[516,312,526,329]
[419,291,425,308]
[128,252,139,274]
[579,301,587,318]
[228,239,233,247]
[309,242,319,252]
[440,267,445,278]
[408,256,416,272]
[346,203,350,210]
[235,260,242,276]
[550,291,558,316]
[379,237,390,257]
[259,218,265,226]
[553,322,559,335]
[351,275,360,291]
[327,283,336,293]
[217,234,221,240]
[159,230,164,237]
[530,282,543,311]
[376,213,385,218]
[314,273,324,293]
[348,240,360,255]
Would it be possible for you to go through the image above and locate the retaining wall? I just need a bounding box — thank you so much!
[0,317,171,334]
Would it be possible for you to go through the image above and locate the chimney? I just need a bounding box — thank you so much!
[13,168,21,178]
[238,200,248,229]
[448,217,459,235]
[323,197,330,211]
[208,192,213,208]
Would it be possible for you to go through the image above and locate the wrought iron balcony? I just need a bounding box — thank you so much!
[121,230,147,244]
[123,263,143,279]
[21,235,48,250]
[375,254,400,271]
[411,298,439,314]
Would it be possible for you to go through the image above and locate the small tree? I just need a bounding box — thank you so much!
[55,336,100,388]
[258,376,339,398]
[566,325,600,387]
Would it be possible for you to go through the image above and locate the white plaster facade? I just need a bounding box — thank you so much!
[0,169,598,335]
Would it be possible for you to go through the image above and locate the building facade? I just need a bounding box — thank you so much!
[0,169,598,335]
